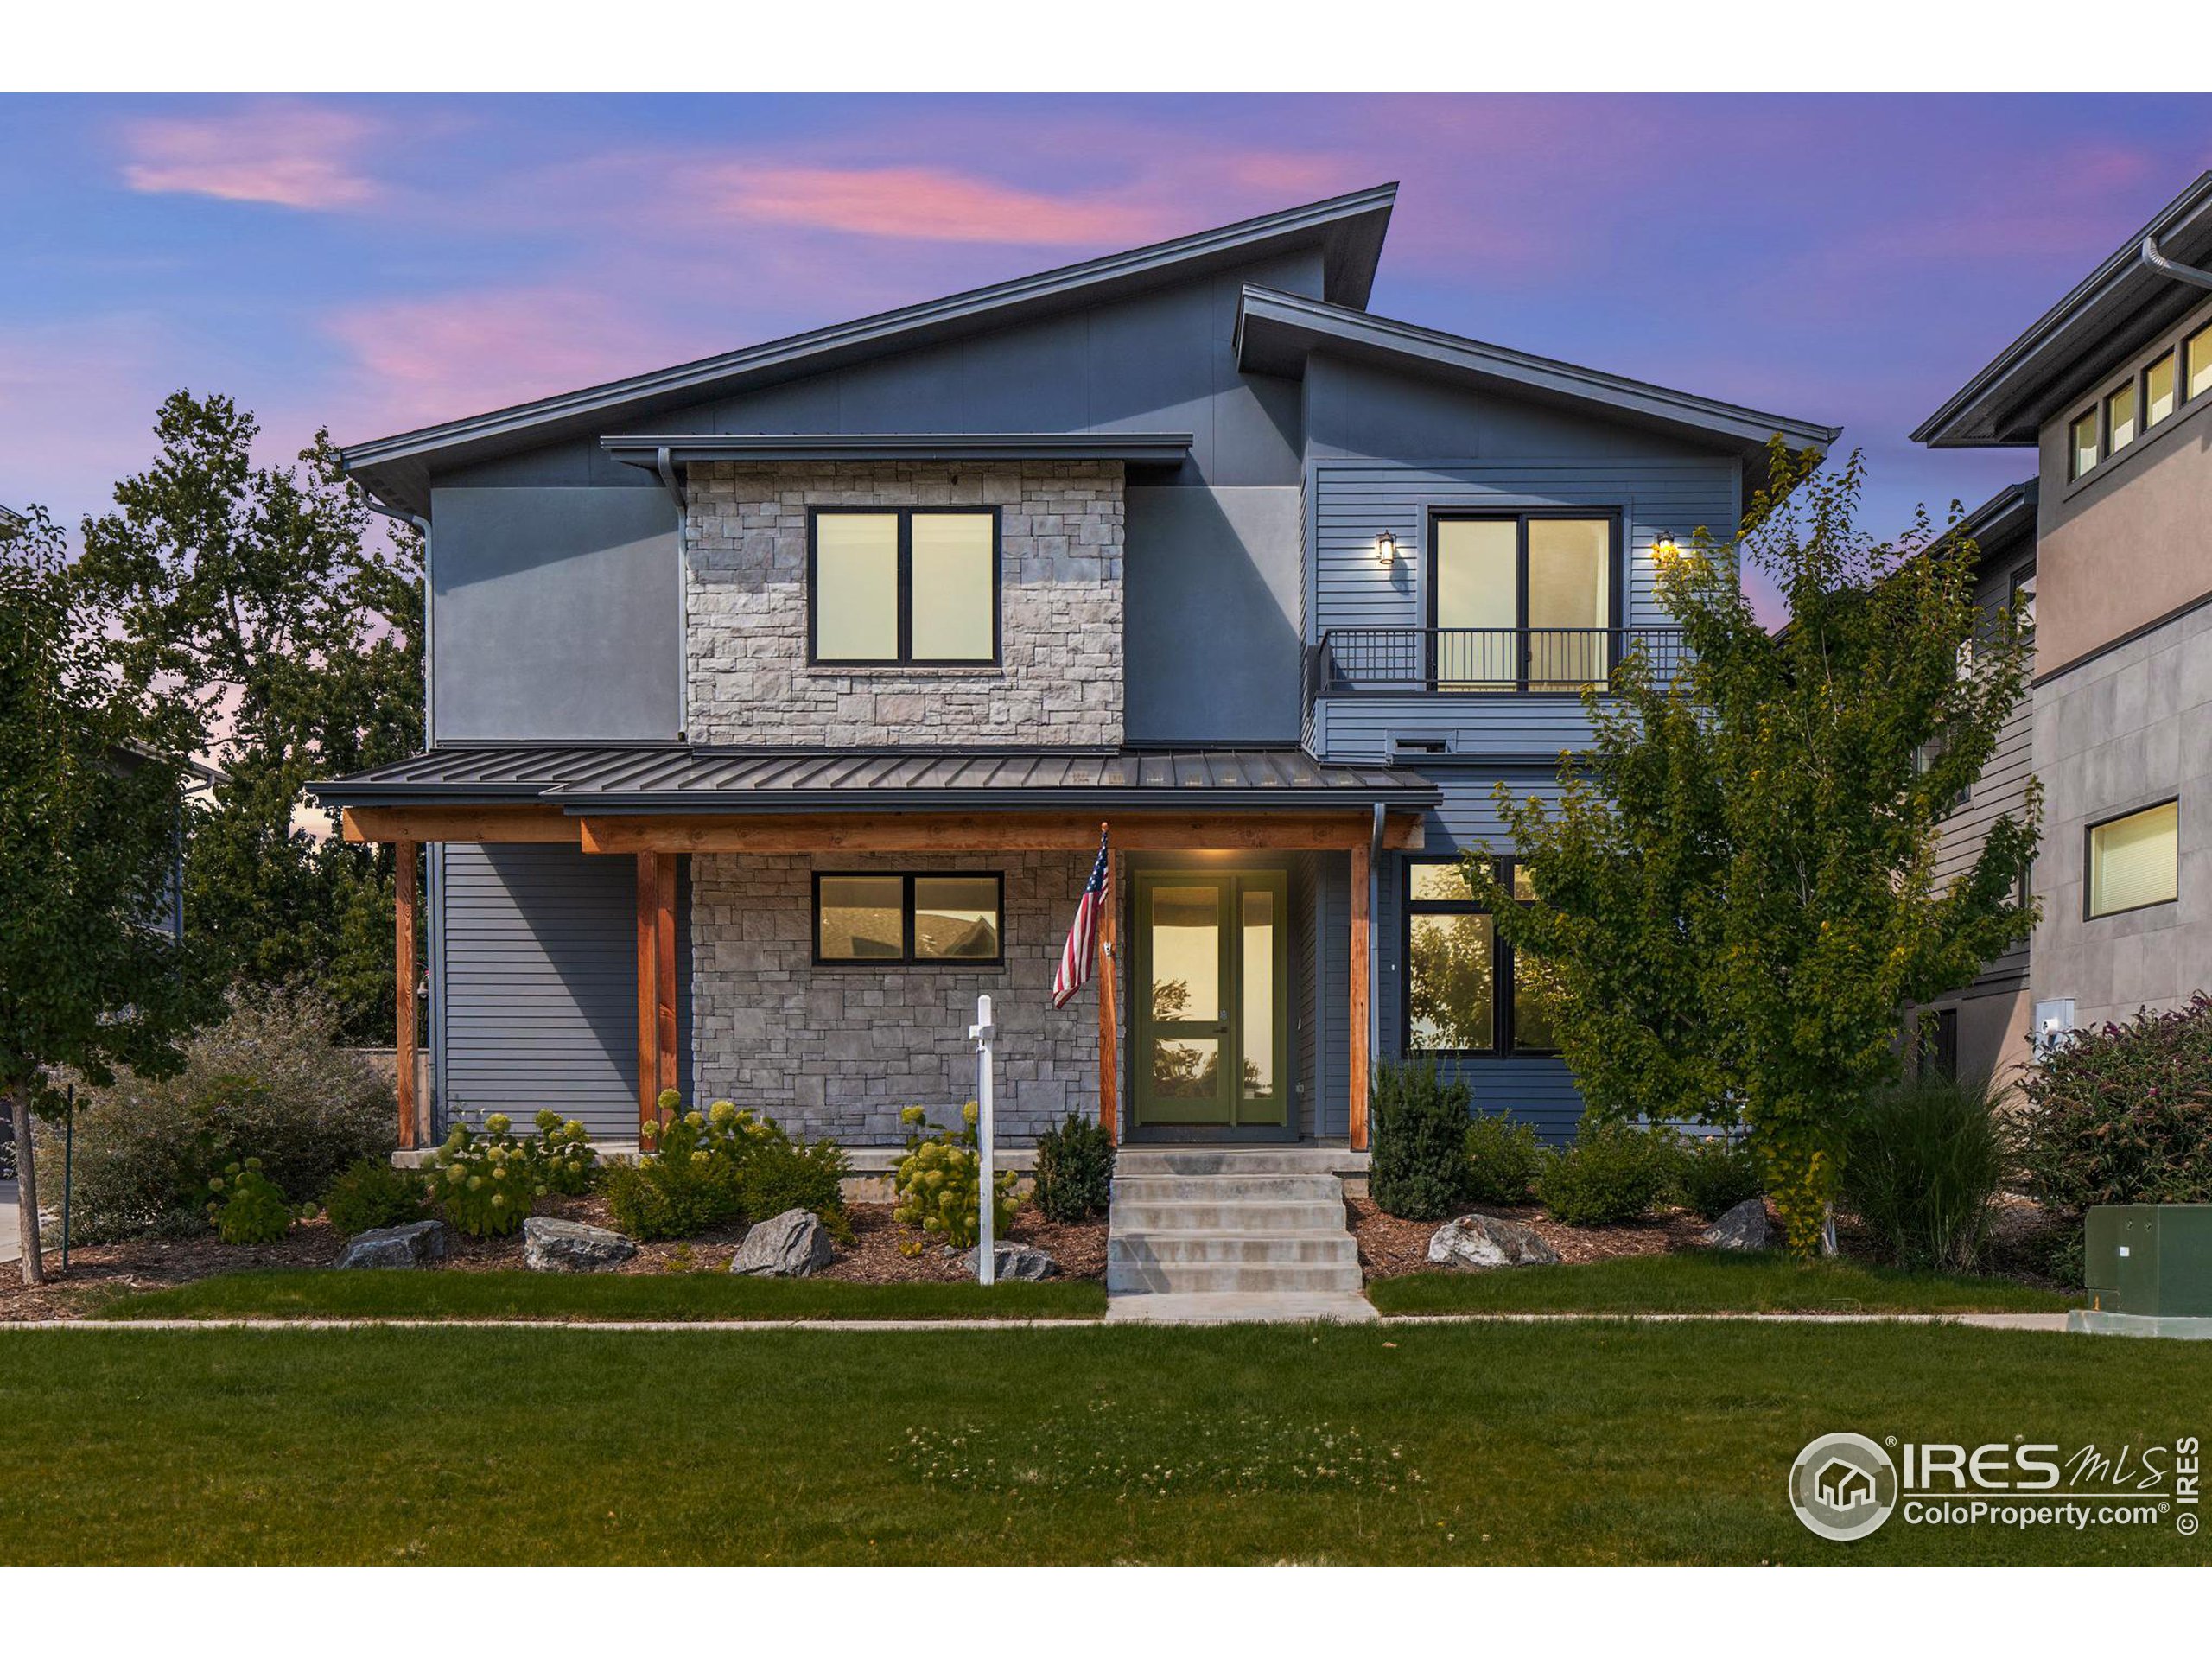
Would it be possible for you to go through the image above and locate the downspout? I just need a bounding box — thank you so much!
[2140,232,2212,291]
[657,447,689,741]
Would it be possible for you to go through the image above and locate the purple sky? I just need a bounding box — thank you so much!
[4,93,2209,622]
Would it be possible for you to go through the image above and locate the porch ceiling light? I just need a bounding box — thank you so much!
[1374,531,1397,566]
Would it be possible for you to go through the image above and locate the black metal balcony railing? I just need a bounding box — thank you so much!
[1305,626,1688,702]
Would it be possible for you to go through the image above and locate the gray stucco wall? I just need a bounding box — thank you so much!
[2029,597,2212,1029]
[429,486,681,742]
[688,850,1113,1147]
[1123,486,1302,743]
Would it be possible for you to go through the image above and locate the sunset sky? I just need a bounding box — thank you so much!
[4,92,2209,621]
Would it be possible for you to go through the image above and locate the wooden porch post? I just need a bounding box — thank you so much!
[1096,849,1119,1144]
[655,852,679,1109]
[635,852,659,1128]
[1348,839,1370,1152]
[395,839,419,1151]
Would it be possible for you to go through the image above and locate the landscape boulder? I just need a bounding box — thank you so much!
[1700,1198,1773,1253]
[1427,1212,1560,1270]
[730,1208,835,1278]
[963,1243,1059,1281]
[522,1216,637,1273]
[335,1218,448,1270]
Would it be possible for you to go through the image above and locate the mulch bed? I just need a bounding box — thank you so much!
[0,1196,1110,1321]
[1351,1194,1710,1278]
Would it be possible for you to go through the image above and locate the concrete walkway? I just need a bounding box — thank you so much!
[2,1309,2074,1334]
[1106,1291,1376,1325]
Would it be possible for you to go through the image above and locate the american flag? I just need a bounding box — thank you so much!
[1052,823,1111,1008]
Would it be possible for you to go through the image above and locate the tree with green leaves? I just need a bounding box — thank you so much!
[74,391,423,1043]
[1474,446,2038,1255]
[3,506,217,1285]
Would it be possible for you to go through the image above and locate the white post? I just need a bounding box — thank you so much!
[969,993,996,1287]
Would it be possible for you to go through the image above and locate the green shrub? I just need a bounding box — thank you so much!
[1033,1112,1115,1222]
[1369,1058,1471,1220]
[1841,1071,2014,1273]
[35,988,394,1243]
[529,1110,600,1196]
[424,1115,544,1237]
[1536,1117,1676,1225]
[2019,993,2212,1225]
[739,1134,851,1242]
[894,1103,1020,1249]
[321,1157,427,1236]
[1462,1113,1544,1206]
[205,1159,306,1246]
[1677,1135,1763,1220]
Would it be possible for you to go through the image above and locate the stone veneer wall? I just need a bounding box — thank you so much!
[689,850,1122,1147]
[684,461,1124,747]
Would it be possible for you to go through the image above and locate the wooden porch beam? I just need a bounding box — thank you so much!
[1096,850,1120,1146]
[1348,837,1370,1154]
[343,804,578,845]
[579,810,1425,856]
[395,839,419,1152]
[655,852,679,1109]
[635,853,660,1129]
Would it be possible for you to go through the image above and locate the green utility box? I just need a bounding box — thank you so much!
[2084,1205,2212,1318]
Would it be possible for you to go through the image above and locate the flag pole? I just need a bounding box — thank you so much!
[1094,821,1118,1145]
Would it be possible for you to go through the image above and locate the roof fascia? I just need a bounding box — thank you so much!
[1236,286,1841,454]
[601,432,1194,470]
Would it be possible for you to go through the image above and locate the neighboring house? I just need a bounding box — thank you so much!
[1916,171,2212,1056]
[310,185,1836,1156]
[1905,480,2040,1086]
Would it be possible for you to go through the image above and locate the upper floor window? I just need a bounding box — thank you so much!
[2086,800,2179,919]
[2106,382,2137,453]
[1404,857,1560,1056]
[2011,563,2036,632]
[2145,353,2177,427]
[809,509,998,665]
[1431,514,1618,690]
[2069,410,2101,480]
[2189,323,2212,405]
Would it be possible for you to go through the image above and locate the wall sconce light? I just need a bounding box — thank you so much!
[1374,531,1397,567]
[1653,535,1680,560]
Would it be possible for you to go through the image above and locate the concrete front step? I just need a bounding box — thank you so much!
[1104,1291,1377,1325]
[1112,1173,1344,1205]
[1110,1198,1347,1233]
[1109,1230,1358,1268]
[1114,1148,1349,1177]
[1106,1258,1367,1295]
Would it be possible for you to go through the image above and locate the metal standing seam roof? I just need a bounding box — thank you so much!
[309,746,1442,813]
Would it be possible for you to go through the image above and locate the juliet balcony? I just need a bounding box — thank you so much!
[1300,626,1689,764]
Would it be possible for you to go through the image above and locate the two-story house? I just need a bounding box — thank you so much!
[311,185,1837,1168]
[1915,171,2212,1062]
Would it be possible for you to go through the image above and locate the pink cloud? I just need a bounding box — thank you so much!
[321,286,708,438]
[122,101,382,211]
[695,163,1179,246]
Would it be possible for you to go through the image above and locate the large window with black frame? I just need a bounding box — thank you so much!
[1402,856,1563,1056]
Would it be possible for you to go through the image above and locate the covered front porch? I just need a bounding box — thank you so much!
[321,747,1438,1158]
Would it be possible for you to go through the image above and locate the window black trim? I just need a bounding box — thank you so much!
[1401,855,1559,1058]
[1426,509,1627,692]
[2082,798,2181,922]
[811,870,1007,966]
[806,506,1003,667]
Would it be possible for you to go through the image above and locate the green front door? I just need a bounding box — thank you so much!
[1131,868,1288,1130]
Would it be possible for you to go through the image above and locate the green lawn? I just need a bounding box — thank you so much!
[1369,1253,2077,1316]
[3,1321,2203,1564]
[94,1269,1107,1323]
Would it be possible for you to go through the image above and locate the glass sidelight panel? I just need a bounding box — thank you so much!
[1240,887,1276,1103]
[1148,885,1223,1022]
